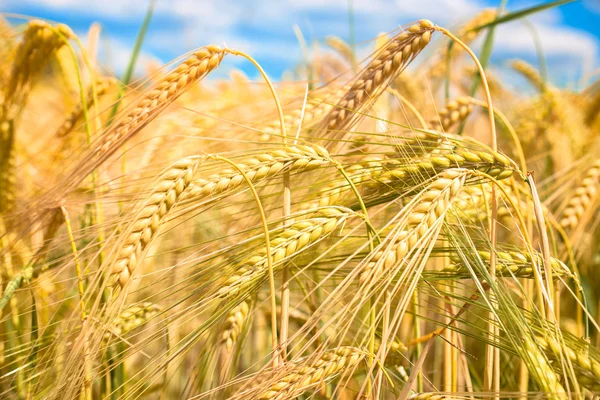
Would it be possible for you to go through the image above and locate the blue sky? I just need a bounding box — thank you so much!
[2,0,599,88]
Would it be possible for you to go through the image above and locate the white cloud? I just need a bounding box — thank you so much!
[75,30,164,77]
[583,0,600,13]
[8,0,600,85]
[493,20,599,78]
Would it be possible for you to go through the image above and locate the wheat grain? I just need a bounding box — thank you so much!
[51,45,225,200]
[447,183,491,222]
[372,148,514,192]
[314,147,513,211]
[537,336,600,392]
[402,97,475,152]
[430,97,475,131]
[93,46,224,160]
[3,20,73,109]
[522,334,567,398]
[0,20,73,213]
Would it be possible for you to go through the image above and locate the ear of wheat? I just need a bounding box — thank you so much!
[260,85,351,142]
[511,59,546,92]
[443,249,573,279]
[256,346,364,400]
[320,20,435,145]
[1,20,73,213]
[218,207,353,298]
[184,145,331,200]
[110,156,203,288]
[51,45,225,201]
[429,97,475,132]
[221,300,250,352]
[360,169,466,284]
[537,336,600,392]
[104,302,161,343]
[55,77,115,138]
[559,159,600,231]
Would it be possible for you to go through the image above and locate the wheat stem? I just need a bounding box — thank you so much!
[210,154,279,368]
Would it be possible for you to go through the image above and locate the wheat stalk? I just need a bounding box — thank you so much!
[409,394,466,400]
[428,9,496,80]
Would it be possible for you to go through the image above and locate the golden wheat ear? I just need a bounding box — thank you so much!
[318,20,435,150]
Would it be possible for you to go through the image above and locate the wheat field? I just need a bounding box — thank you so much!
[0,4,599,400]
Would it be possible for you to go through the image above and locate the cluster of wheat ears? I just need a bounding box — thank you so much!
[0,7,599,400]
